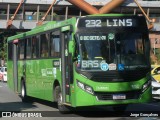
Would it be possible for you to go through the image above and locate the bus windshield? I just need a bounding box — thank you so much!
[76,32,148,71]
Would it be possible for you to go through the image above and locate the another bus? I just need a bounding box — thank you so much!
[7,14,152,113]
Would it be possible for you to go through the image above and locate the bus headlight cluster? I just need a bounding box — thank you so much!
[142,80,151,93]
[77,80,94,95]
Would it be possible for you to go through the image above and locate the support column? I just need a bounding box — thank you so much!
[22,3,25,21]
[51,7,54,21]
[134,8,136,15]
[37,5,40,22]
[7,4,10,20]
[79,10,82,16]
[65,6,68,20]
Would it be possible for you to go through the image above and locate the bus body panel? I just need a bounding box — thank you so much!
[72,71,151,107]
[17,59,62,101]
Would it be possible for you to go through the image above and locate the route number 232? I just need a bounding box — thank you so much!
[85,20,102,27]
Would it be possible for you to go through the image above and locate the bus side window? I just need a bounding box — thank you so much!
[50,31,60,57]
[26,38,32,59]
[18,40,25,60]
[40,33,49,58]
[32,36,39,58]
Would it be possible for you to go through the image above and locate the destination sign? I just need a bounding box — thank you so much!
[79,36,106,40]
[77,17,138,28]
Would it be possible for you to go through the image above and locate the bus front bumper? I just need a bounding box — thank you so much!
[73,86,152,107]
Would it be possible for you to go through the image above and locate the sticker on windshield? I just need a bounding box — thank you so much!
[101,63,109,71]
[80,36,106,40]
[108,33,115,40]
[109,63,116,70]
[118,64,124,71]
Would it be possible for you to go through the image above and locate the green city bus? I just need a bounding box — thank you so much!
[7,14,152,113]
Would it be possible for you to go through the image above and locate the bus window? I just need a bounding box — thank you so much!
[136,39,144,54]
[18,40,25,60]
[120,34,143,55]
[50,31,60,57]
[40,33,49,58]
[32,36,39,58]
[119,33,146,66]
[26,38,32,59]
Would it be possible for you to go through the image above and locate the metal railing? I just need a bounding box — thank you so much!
[0,14,76,21]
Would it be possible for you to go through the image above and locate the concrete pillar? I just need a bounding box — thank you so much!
[22,3,25,21]
[51,7,54,21]
[65,6,68,20]
[7,4,10,20]
[37,5,40,22]
[79,10,82,17]
[134,8,136,15]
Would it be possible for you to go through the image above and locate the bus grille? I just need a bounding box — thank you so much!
[80,69,150,82]
[95,90,141,100]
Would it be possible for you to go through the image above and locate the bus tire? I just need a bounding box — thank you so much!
[55,86,71,114]
[21,80,28,102]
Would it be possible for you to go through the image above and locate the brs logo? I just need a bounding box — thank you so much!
[82,60,106,68]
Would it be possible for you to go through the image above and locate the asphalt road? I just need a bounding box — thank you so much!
[0,82,160,120]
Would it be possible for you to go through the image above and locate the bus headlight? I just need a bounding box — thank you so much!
[77,80,85,90]
[142,80,151,93]
[77,80,94,95]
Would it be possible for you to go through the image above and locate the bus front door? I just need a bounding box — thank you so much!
[61,30,73,104]
[13,41,18,92]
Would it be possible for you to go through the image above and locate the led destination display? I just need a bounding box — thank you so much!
[77,16,143,28]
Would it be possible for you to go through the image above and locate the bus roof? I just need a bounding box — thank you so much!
[7,17,77,42]
[7,14,141,42]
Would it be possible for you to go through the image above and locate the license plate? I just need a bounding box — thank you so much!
[113,94,126,100]
[152,89,160,94]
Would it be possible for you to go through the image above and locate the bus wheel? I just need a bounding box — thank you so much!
[21,81,28,102]
[55,86,70,114]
